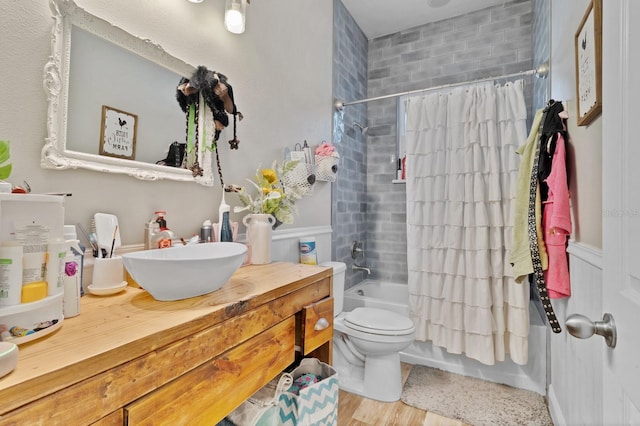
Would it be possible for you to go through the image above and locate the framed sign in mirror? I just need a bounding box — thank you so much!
[99,106,137,160]
[574,0,602,127]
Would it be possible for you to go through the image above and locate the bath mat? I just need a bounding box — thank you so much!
[401,365,553,426]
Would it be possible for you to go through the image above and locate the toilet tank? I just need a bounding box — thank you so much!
[319,261,346,316]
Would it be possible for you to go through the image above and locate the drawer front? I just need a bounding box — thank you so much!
[300,297,333,355]
[92,409,124,426]
[125,316,295,426]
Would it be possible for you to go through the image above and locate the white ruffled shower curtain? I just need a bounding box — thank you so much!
[405,80,530,365]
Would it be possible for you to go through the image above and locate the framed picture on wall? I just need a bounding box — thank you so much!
[99,105,138,160]
[574,0,602,126]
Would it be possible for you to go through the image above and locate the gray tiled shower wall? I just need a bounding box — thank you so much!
[530,0,550,320]
[533,0,550,110]
[333,0,546,288]
[332,0,368,288]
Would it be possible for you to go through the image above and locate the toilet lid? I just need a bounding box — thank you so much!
[344,307,415,336]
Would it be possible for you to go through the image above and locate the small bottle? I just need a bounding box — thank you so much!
[401,156,407,180]
[0,244,23,306]
[46,238,67,297]
[299,237,317,265]
[218,193,233,242]
[219,212,233,242]
[302,140,313,164]
[152,211,175,249]
[144,216,160,250]
[68,239,85,296]
[62,250,80,318]
[200,220,213,243]
[63,225,85,296]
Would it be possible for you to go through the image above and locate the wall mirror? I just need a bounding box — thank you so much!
[43,0,215,186]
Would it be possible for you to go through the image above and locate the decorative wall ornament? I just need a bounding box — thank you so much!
[99,106,137,160]
[574,0,602,126]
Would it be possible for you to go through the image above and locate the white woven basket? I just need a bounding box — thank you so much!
[282,162,315,196]
[315,154,339,182]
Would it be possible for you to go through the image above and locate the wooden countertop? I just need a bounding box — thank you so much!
[0,262,332,415]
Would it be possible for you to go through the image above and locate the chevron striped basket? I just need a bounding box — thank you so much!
[278,358,338,426]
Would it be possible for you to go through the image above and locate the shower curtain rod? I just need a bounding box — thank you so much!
[334,68,540,111]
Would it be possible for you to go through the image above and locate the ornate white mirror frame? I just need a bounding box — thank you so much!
[42,0,215,186]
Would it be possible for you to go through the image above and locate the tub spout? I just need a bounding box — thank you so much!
[353,264,371,275]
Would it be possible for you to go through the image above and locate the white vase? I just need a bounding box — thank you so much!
[243,214,276,264]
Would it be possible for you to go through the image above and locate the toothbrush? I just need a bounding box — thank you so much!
[77,223,98,252]
[88,232,99,257]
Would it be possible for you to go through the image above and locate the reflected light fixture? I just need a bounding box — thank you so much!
[225,0,249,34]
[427,0,451,7]
[187,0,203,3]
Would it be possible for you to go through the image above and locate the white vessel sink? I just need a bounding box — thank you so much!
[122,242,247,301]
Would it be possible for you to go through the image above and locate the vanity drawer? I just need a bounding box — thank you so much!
[124,316,295,425]
[92,409,125,426]
[298,297,333,355]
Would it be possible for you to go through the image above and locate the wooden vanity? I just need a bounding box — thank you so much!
[0,262,333,425]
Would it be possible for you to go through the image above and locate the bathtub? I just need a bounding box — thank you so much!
[343,279,547,395]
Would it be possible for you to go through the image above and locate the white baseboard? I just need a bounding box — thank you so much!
[548,383,567,426]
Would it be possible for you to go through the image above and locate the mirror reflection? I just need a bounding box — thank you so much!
[43,0,215,186]
[67,27,184,165]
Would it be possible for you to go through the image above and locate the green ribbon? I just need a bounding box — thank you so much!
[186,103,196,167]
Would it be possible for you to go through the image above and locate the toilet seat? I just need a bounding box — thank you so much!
[344,307,415,336]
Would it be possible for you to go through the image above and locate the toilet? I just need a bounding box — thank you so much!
[321,261,415,402]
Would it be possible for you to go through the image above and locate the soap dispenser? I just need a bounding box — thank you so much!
[151,211,175,249]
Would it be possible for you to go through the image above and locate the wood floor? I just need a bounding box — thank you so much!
[337,363,469,426]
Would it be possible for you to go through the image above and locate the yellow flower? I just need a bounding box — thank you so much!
[233,159,311,227]
[261,169,277,184]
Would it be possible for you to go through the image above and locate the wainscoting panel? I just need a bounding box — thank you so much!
[548,241,603,426]
[271,225,333,264]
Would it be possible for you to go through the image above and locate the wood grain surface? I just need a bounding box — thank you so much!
[0,262,332,424]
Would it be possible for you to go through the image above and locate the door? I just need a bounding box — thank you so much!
[601,0,640,423]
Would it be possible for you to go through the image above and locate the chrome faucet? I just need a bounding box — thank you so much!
[351,241,371,274]
[352,264,371,275]
[351,241,364,259]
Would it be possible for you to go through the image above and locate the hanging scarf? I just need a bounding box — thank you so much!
[175,67,244,183]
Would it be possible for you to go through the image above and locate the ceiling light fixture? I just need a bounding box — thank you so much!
[225,0,249,34]
[187,0,203,3]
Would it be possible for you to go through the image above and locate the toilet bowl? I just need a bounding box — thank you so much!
[320,262,415,402]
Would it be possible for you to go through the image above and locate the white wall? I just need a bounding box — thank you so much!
[550,0,602,249]
[548,0,604,424]
[0,0,333,245]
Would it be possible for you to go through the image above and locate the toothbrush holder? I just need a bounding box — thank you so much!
[91,256,124,288]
